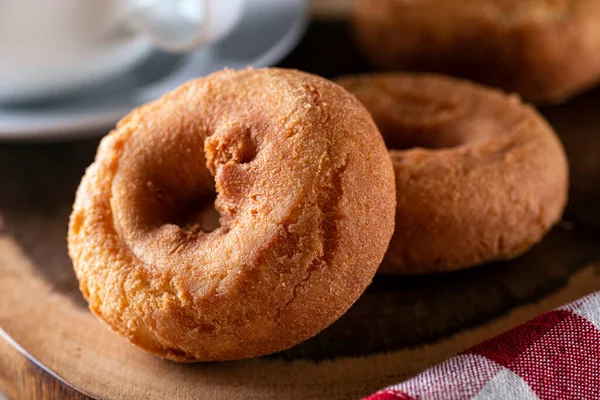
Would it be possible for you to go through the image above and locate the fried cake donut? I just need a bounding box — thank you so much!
[353,0,600,104]
[338,73,568,274]
[68,68,396,361]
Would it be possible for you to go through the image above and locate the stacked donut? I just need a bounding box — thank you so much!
[69,25,569,360]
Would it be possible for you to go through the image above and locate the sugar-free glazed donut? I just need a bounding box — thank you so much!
[338,73,568,274]
[353,0,600,104]
[68,68,396,361]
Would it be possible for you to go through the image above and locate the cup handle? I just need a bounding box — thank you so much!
[127,0,217,53]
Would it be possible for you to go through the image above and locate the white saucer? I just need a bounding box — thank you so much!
[0,0,308,141]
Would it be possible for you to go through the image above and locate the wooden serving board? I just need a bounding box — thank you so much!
[3,20,600,400]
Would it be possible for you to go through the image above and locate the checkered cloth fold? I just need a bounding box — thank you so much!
[365,292,600,400]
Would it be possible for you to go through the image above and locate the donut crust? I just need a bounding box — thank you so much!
[339,73,568,274]
[68,68,396,361]
[353,0,600,104]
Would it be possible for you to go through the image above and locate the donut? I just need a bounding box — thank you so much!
[67,68,396,361]
[352,0,600,104]
[338,73,568,274]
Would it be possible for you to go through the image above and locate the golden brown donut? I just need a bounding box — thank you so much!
[338,73,568,274]
[353,0,600,104]
[67,68,396,361]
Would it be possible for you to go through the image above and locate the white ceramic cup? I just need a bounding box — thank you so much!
[0,0,244,103]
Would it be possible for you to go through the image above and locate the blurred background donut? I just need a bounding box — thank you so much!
[353,0,600,104]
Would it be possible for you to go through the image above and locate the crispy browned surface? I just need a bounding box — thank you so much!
[339,73,569,274]
[353,0,600,104]
[67,68,396,361]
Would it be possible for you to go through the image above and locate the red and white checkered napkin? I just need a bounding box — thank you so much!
[365,291,600,400]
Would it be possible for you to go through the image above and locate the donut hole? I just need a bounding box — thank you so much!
[115,132,225,238]
[381,125,468,150]
[170,191,222,234]
[357,83,470,150]
[117,123,262,242]
[137,178,222,235]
